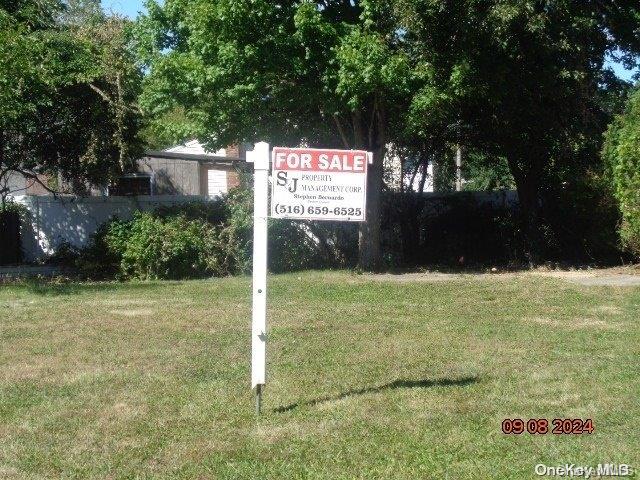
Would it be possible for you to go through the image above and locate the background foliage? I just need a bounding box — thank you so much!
[604,86,640,258]
[70,183,549,279]
[75,183,349,280]
[0,0,142,199]
[134,0,640,267]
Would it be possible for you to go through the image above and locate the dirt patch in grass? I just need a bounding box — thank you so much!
[523,315,619,330]
[366,272,508,283]
[101,298,157,306]
[572,318,612,328]
[108,309,155,317]
[526,316,561,326]
[532,267,640,286]
[364,266,640,286]
[0,466,19,478]
[590,305,623,315]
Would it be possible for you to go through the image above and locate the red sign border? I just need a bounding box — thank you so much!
[270,146,370,223]
[271,146,371,174]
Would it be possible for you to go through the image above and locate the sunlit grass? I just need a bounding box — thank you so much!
[1,272,638,478]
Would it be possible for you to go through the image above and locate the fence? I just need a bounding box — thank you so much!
[382,190,521,266]
[13,195,205,262]
[0,211,21,265]
[12,190,520,264]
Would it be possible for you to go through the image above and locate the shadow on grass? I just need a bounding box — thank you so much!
[1,279,170,296]
[274,376,478,413]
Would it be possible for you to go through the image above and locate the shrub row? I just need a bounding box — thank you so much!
[76,187,345,280]
[604,86,640,258]
[67,181,626,279]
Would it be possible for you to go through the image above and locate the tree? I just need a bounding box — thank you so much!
[0,0,142,201]
[603,86,640,257]
[137,0,640,266]
[397,0,640,261]
[59,0,103,25]
[136,0,415,270]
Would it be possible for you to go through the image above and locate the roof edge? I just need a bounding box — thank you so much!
[144,150,245,163]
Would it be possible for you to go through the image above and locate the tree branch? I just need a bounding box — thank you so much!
[368,95,378,148]
[89,83,114,104]
[89,82,141,115]
[12,168,59,198]
[332,114,351,149]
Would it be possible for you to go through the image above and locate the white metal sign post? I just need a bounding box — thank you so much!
[246,142,270,414]
[248,144,371,414]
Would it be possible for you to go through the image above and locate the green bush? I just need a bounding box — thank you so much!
[215,186,346,274]
[79,212,214,280]
[604,87,640,258]
[380,192,526,267]
[541,173,622,263]
[154,198,228,225]
[0,201,28,215]
[120,213,213,280]
[78,184,344,280]
[218,187,253,274]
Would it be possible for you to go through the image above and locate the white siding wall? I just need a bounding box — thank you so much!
[206,169,228,197]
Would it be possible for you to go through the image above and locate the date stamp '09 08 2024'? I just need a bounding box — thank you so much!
[502,418,594,435]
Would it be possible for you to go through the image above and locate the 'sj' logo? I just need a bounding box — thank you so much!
[276,171,298,193]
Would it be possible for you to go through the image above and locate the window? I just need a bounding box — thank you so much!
[207,169,228,197]
[110,175,152,196]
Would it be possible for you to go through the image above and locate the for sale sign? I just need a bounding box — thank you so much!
[270,147,371,222]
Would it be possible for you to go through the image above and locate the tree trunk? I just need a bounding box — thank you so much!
[358,144,384,271]
[356,97,386,272]
[508,155,544,266]
[455,145,463,191]
[336,101,386,271]
[418,158,428,193]
[0,130,6,207]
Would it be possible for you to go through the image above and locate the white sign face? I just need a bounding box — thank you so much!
[270,147,370,222]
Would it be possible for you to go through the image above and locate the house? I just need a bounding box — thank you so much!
[5,141,255,263]
[3,140,249,199]
[111,140,249,197]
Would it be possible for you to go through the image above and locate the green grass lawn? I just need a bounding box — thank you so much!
[1,271,638,479]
